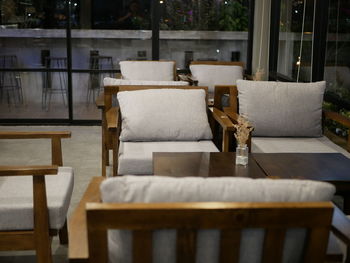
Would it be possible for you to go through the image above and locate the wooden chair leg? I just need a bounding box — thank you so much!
[33,176,52,263]
[59,219,69,245]
[112,136,118,176]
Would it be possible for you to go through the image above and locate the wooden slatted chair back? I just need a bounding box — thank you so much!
[86,202,333,263]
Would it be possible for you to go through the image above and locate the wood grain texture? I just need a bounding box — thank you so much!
[219,229,240,263]
[52,137,63,166]
[95,93,105,109]
[177,229,196,263]
[85,202,333,263]
[262,228,286,263]
[153,152,267,179]
[133,230,153,263]
[0,131,71,139]
[33,175,52,263]
[324,110,350,152]
[0,165,58,176]
[0,231,35,250]
[106,107,119,130]
[211,108,235,131]
[68,177,105,262]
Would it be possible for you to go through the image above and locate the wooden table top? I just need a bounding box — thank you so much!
[153,152,266,178]
[252,153,350,184]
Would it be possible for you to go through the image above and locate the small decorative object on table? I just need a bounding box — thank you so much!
[233,115,253,166]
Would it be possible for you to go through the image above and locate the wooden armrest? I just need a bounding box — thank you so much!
[331,205,350,246]
[324,110,350,152]
[211,108,235,131]
[324,110,350,128]
[0,165,58,176]
[95,93,105,109]
[223,108,240,123]
[69,176,105,262]
[106,107,119,130]
[0,131,71,139]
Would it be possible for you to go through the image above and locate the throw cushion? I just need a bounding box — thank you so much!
[101,176,335,263]
[237,80,326,137]
[190,64,243,93]
[120,61,175,81]
[118,89,213,141]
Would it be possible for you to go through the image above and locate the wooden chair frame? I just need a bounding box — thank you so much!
[221,85,350,153]
[86,201,350,263]
[0,131,71,263]
[96,60,191,177]
[103,85,235,177]
[68,176,350,263]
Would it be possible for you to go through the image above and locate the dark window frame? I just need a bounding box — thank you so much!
[0,0,255,124]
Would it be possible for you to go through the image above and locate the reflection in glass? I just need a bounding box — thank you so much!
[159,0,249,69]
[92,0,151,29]
[0,0,80,29]
[324,0,350,134]
[0,71,69,119]
[160,0,248,31]
[277,0,315,81]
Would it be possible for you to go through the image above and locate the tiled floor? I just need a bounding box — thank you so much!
[0,125,105,263]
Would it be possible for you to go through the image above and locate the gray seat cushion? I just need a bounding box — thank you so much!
[101,176,335,263]
[252,136,350,158]
[118,141,219,175]
[0,167,74,230]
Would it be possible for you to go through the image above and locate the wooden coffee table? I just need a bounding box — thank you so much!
[153,152,266,178]
[153,152,350,214]
[252,153,350,214]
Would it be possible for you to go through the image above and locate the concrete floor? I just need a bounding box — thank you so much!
[0,125,104,263]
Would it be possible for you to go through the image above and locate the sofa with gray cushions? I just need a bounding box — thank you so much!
[83,175,350,263]
[225,80,350,158]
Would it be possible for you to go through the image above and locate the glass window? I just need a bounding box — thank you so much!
[277,0,315,81]
[159,0,250,69]
[0,0,69,120]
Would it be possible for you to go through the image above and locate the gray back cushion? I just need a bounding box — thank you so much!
[118,89,213,141]
[101,176,335,263]
[237,80,326,137]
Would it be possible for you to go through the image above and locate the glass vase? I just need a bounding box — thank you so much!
[236,144,249,166]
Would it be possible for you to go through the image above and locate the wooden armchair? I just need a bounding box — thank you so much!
[71,176,350,263]
[222,84,350,154]
[103,85,235,176]
[0,131,74,263]
[86,202,349,263]
[96,60,189,177]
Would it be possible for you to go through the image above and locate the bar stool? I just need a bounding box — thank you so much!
[0,55,23,107]
[87,55,114,105]
[42,57,68,111]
